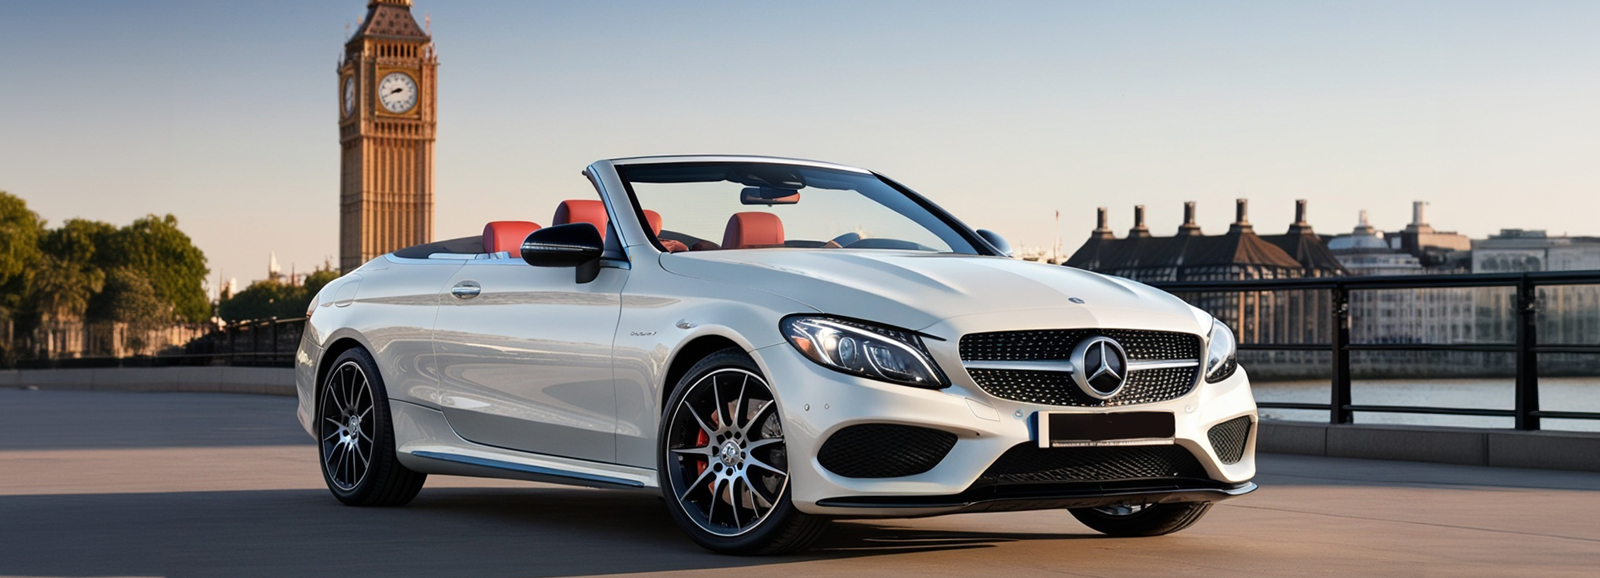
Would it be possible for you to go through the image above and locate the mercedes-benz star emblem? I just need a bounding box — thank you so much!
[1069,336,1129,400]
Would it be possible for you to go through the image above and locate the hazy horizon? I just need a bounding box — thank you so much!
[3,0,1598,290]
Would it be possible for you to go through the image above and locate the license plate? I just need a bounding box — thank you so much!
[1037,412,1176,448]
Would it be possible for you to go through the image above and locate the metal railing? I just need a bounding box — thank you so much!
[7,317,305,370]
[1152,271,1600,431]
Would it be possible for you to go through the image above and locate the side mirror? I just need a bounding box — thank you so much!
[976,229,1012,257]
[521,223,604,283]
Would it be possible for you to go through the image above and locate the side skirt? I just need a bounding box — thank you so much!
[389,399,658,490]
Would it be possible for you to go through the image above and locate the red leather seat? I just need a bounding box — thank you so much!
[482,221,541,254]
[722,212,785,249]
[555,199,688,252]
[553,200,610,240]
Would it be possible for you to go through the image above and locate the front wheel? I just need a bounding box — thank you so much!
[1069,502,1213,537]
[658,349,829,555]
[318,347,426,506]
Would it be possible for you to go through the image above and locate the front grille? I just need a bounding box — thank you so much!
[1207,416,1252,465]
[960,329,1201,362]
[818,424,957,479]
[966,366,1197,407]
[979,444,1209,485]
[960,329,1202,407]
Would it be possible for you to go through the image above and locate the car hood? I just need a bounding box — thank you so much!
[659,250,1209,334]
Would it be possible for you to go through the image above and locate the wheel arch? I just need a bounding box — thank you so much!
[314,336,370,403]
[660,334,745,412]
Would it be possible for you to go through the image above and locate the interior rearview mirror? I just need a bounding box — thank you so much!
[521,223,605,283]
[740,186,801,206]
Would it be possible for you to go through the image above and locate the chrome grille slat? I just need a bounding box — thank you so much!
[959,329,1202,407]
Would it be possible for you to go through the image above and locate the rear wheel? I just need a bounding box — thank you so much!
[1069,502,1212,537]
[318,347,426,506]
[658,349,829,555]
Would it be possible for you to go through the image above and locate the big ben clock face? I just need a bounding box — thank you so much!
[377,72,418,114]
[342,76,355,117]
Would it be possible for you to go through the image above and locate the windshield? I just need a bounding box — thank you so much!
[617,162,981,255]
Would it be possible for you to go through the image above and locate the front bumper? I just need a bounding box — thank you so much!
[749,328,1257,518]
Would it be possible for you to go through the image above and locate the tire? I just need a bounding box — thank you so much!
[1069,502,1213,537]
[317,347,426,507]
[657,348,829,555]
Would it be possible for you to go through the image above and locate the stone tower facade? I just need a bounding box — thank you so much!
[338,0,437,273]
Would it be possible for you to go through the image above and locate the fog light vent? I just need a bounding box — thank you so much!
[818,424,957,479]
[1207,416,1252,465]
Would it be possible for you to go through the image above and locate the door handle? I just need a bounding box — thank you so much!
[450,282,481,299]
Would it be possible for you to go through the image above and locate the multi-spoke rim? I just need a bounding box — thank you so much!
[664,368,788,537]
[319,361,375,492]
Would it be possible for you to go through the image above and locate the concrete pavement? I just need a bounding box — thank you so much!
[2,388,1599,578]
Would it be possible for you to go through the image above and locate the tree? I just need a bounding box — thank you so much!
[29,254,106,323]
[0,192,44,320]
[217,266,341,323]
[89,267,169,325]
[41,219,117,269]
[216,279,303,322]
[103,215,210,322]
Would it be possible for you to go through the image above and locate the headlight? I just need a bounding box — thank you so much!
[1205,318,1238,383]
[781,316,948,388]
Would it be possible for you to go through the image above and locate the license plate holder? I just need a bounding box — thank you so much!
[1037,411,1176,448]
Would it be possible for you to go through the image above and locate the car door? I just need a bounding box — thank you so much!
[432,257,625,462]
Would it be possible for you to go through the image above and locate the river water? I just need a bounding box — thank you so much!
[1253,377,1600,432]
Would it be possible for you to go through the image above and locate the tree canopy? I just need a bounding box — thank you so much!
[0,192,44,319]
[106,215,210,322]
[217,267,340,322]
[0,192,212,327]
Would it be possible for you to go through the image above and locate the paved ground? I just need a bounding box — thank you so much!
[2,389,1599,578]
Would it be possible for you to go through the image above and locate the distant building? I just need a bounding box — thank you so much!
[1472,229,1600,346]
[1328,210,1423,276]
[1066,199,1343,344]
[339,0,439,273]
[1387,202,1471,269]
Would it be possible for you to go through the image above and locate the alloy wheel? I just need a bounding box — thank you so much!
[664,368,789,537]
[320,361,375,492]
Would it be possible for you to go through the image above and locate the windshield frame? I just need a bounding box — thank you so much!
[610,158,1002,257]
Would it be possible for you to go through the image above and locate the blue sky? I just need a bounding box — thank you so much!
[2,0,1598,288]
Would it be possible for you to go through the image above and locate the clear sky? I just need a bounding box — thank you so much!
[2,0,1598,290]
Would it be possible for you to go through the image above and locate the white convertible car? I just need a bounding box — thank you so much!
[296,155,1257,554]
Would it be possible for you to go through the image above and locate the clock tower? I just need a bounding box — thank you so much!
[338,0,437,273]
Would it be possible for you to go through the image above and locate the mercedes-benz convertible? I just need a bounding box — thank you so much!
[296,155,1257,554]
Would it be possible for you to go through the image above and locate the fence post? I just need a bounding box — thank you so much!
[1514,275,1540,431]
[1330,283,1353,424]
[269,317,279,365]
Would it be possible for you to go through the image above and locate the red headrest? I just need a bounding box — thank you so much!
[553,200,609,240]
[722,212,785,249]
[643,210,663,235]
[482,221,541,254]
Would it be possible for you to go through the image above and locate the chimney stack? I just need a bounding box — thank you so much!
[1128,205,1151,238]
[1229,199,1254,234]
[1412,201,1428,227]
[1177,201,1202,236]
[1286,199,1314,235]
[1091,207,1114,239]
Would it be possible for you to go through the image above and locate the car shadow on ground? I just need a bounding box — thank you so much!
[0,485,1105,578]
